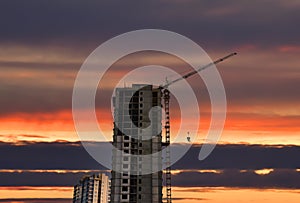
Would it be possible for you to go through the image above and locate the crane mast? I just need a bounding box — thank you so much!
[161,52,237,203]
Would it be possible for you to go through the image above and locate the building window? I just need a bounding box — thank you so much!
[132,97,139,103]
[123,123,131,128]
[123,157,129,161]
[124,143,129,147]
[122,179,128,184]
[122,186,128,191]
[122,194,127,199]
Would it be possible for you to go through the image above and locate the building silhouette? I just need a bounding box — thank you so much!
[110,84,163,203]
[73,173,110,203]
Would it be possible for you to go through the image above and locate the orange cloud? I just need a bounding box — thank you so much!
[0,103,300,145]
[278,45,300,53]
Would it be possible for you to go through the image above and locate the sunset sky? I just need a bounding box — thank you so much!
[1,0,300,202]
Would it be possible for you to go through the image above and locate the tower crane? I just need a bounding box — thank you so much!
[159,52,237,203]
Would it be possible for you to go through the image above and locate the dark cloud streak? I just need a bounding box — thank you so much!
[0,169,299,189]
[1,142,299,188]
[172,169,300,188]
[0,0,299,48]
[1,141,299,170]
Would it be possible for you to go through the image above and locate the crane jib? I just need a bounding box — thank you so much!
[161,52,237,89]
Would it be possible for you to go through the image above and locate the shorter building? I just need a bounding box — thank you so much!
[73,173,110,203]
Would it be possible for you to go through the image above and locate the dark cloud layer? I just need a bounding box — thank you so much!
[0,171,89,187]
[0,169,299,189]
[1,141,299,170]
[0,141,105,170]
[1,142,299,188]
[0,82,72,116]
[174,144,300,170]
[172,170,300,188]
[0,0,299,48]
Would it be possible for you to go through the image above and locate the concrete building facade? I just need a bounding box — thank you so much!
[73,173,110,203]
[110,84,163,203]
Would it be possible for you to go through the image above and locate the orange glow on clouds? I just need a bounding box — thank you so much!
[0,106,300,145]
[172,187,300,203]
[0,186,73,199]
[1,186,300,203]
[278,45,300,53]
[1,45,300,145]
[254,169,274,175]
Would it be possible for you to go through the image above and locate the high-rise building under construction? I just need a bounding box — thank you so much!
[73,173,110,203]
[110,84,163,203]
